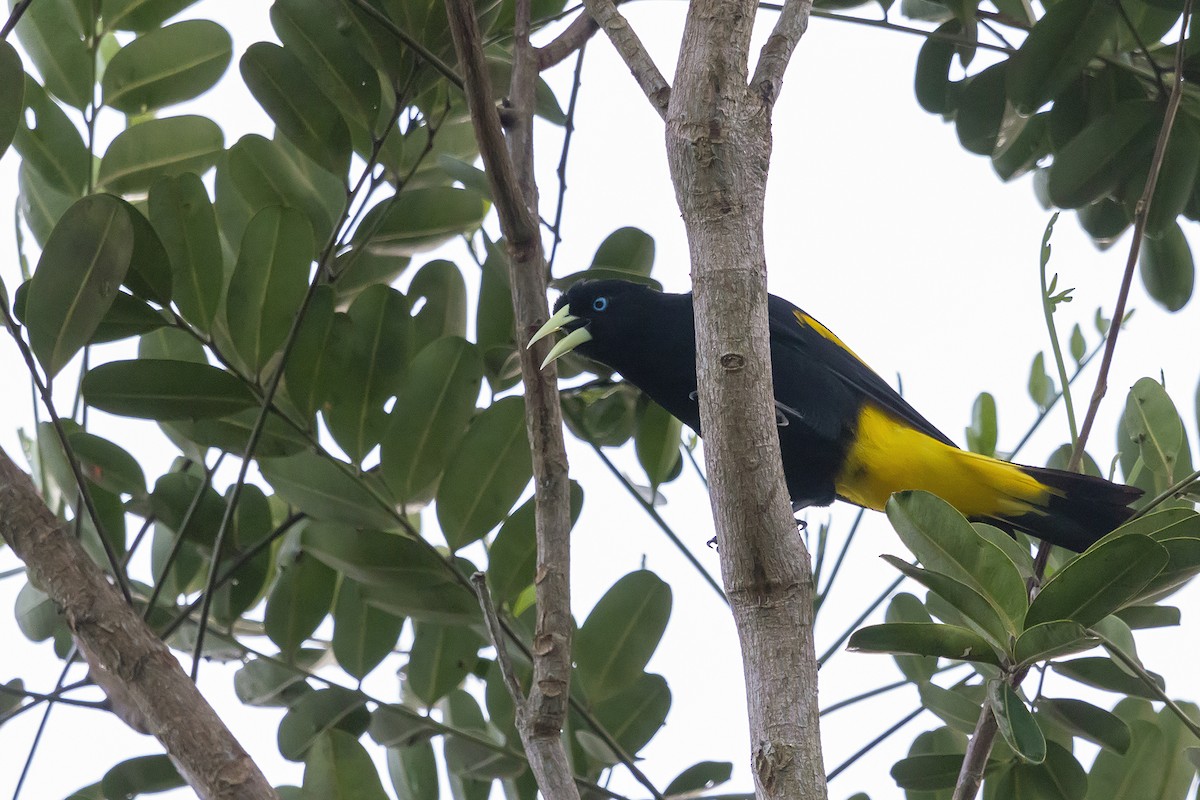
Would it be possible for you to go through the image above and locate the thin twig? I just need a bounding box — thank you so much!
[470,572,525,702]
[1038,213,1079,445]
[547,43,588,275]
[0,0,34,39]
[346,0,464,89]
[1004,336,1105,462]
[1130,466,1200,520]
[825,706,927,782]
[0,682,105,709]
[751,0,813,99]
[579,0,670,116]
[802,6,1014,54]
[12,653,73,800]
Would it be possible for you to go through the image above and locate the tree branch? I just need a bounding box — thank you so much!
[751,0,813,103]
[443,1,579,798]
[0,448,278,800]
[537,9,599,70]
[580,0,670,117]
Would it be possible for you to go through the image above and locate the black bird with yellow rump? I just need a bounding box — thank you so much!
[529,279,1142,552]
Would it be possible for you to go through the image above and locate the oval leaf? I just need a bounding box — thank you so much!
[576,570,673,702]
[26,195,134,377]
[847,621,1002,666]
[82,359,257,419]
[102,20,232,114]
[435,396,532,550]
[97,115,225,195]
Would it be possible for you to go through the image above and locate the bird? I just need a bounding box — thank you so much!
[528,278,1142,552]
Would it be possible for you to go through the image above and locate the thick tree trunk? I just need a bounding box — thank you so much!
[665,2,827,798]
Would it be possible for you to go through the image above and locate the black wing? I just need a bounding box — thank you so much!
[767,294,957,448]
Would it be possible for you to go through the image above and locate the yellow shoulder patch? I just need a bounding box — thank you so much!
[793,309,869,367]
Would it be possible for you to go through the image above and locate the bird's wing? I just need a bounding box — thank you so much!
[767,295,958,448]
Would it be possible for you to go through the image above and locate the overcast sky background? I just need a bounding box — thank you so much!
[2,1,1199,798]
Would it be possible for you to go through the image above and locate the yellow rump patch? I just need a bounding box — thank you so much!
[834,404,1052,518]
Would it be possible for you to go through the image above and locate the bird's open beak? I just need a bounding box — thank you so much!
[528,304,593,369]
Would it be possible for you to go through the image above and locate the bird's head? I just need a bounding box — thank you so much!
[528,279,661,369]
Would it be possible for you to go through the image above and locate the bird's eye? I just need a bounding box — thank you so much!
[592,297,609,312]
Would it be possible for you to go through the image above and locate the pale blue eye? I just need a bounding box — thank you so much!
[592,297,608,311]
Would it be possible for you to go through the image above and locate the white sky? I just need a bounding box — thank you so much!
[2,1,1200,799]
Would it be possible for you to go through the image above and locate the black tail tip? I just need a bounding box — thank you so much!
[996,466,1143,552]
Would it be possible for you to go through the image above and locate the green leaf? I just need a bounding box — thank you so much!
[325,285,412,464]
[973,522,1035,581]
[635,401,683,492]
[1052,656,1166,698]
[1006,0,1119,115]
[965,391,997,457]
[919,683,985,734]
[1038,697,1131,753]
[278,686,370,761]
[442,690,524,780]
[25,195,134,377]
[955,63,1012,155]
[886,491,1028,630]
[218,133,342,249]
[914,21,966,115]
[97,115,225,195]
[1025,534,1167,628]
[0,42,23,155]
[1013,620,1096,667]
[234,656,312,707]
[1028,351,1056,410]
[148,172,223,332]
[301,730,389,800]
[1125,376,1186,478]
[270,0,380,135]
[881,556,1012,647]
[90,291,167,344]
[847,622,1002,666]
[1084,720,1170,799]
[102,20,232,114]
[333,578,404,681]
[283,285,343,419]
[17,163,76,250]
[992,740,1086,800]
[240,41,350,177]
[301,523,451,586]
[436,396,532,550]
[591,226,655,275]
[101,755,185,799]
[13,76,88,195]
[884,592,939,683]
[592,672,672,755]
[409,260,468,353]
[101,0,199,32]
[16,581,61,641]
[387,741,440,800]
[260,452,398,530]
[890,754,970,790]
[407,622,484,706]
[989,681,1046,763]
[265,550,338,655]
[664,762,733,797]
[225,205,314,373]
[993,112,1048,182]
[1115,603,1180,629]
[488,482,584,604]
[68,429,145,497]
[117,197,173,305]
[1139,222,1194,312]
[576,570,673,703]
[1145,117,1200,239]
[1078,196,1131,249]
[1068,323,1086,364]
[9,0,90,108]
[357,188,489,257]
[1047,100,1158,209]
[82,359,257,419]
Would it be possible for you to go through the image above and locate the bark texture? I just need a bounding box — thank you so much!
[665,2,827,798]
[0,447,278,800]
